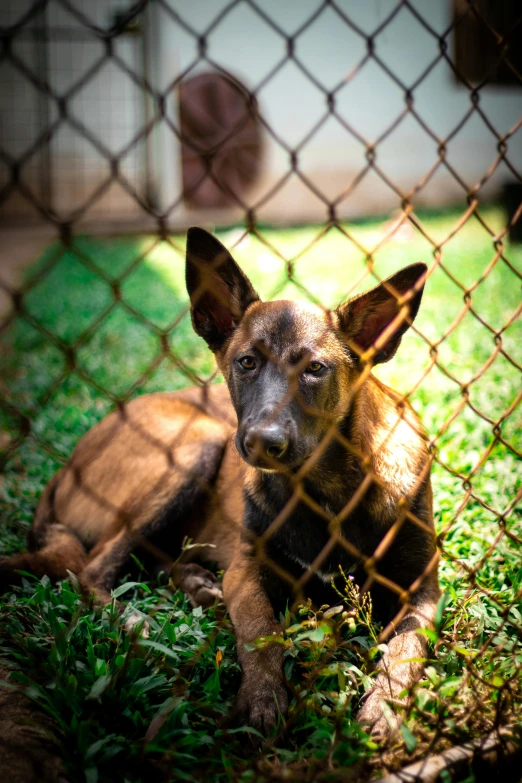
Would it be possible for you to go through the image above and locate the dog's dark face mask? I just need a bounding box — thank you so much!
[186,227,427,473]
[224,299,353,472]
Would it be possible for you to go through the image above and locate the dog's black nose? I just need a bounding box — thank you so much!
[244,423,288,461]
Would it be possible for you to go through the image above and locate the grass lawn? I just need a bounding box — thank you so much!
[0,206,521,782]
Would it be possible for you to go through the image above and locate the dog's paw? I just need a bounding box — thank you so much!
[231,678,288,740]
[124,612,150,638]
[179,564,223,608]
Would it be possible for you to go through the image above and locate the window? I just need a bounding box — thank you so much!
[453,0,522,86]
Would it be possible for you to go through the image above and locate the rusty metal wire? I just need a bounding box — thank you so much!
[0,1,521,780]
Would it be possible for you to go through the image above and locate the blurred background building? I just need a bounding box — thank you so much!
[1,0,521,229]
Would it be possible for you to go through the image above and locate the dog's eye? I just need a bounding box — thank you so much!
[305,361,325,375]
[238,356,256,370]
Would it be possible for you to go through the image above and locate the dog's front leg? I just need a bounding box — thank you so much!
[223,545,288,736]
[357,584,438,739]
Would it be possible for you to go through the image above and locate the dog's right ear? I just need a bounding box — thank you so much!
[186,227,260,352]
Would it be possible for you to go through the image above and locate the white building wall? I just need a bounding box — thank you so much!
[162,0,521,223]
[1,0,520,225]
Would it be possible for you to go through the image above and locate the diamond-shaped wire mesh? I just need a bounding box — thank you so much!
[0,1,521,781]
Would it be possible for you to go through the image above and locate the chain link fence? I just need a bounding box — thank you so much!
[0,1,521,781]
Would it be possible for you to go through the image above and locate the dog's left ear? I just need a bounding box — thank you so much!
[337,263,427,364]
[186,227,259,352]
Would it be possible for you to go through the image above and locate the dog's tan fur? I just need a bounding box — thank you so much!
[0,228,439,739]
[0,665,65,783]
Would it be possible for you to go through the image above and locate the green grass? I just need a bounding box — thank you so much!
[0,206,521,782]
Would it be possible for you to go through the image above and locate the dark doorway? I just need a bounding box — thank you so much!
[179,72,262,209]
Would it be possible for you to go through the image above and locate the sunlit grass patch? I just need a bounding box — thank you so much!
[0,206,520,781]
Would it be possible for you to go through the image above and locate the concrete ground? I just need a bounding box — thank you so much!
[0,227,55,320]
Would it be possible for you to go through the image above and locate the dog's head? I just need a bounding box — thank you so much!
[186,227,426,472]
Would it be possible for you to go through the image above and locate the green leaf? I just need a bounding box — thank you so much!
[87,674,112,700]
[111,581,151,599]
[438,676,462,697]
[418,627,438,643]
[203,669,220,701]
[114,654,126,669]
[86,628,96,670]
[400,722,417,753]
[435,591,449,631]
[490,675,505,688]
[308,626,326,642]
[454,646,474,657]
[139,639,185,659]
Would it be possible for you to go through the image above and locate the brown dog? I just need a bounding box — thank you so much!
[0,227,439,738]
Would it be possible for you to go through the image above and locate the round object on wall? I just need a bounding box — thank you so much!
[179,72,262,209]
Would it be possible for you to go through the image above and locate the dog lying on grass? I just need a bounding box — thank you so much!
[0,227,439,739]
